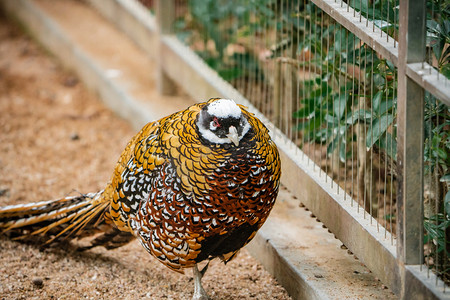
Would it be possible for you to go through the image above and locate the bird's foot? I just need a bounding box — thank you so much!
[192,289,209,300]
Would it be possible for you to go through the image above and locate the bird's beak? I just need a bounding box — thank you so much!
[227,126,239,146]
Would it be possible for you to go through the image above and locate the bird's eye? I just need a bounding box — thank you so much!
[212,117,220,128]
[209,117,221,131]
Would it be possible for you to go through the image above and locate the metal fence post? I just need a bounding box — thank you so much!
[155,0,177,95]
[397,0,426,297]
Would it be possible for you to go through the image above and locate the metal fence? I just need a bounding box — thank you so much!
[95,0,449,298]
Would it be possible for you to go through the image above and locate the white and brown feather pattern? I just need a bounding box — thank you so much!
[103,100,280,273]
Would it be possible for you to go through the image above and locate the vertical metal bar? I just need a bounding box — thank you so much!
[273,0,280,128]
[307,1,312,166]
[386,0,390,43]
[383,60,389,237]
[330,22,336,187]
[324,12,329,182]
[343,29,348,201]
[337,22,342,195]
[369,50,374,223]
[397,0,426,296]
[319,8,324,177]
[155,0,177,95]
[295,2,301,153]
[279,0,284,133]
[434,97,439,286]
[263,0,270,118]
[444,103,448,293]
[238,0,245,99]
[380,0,383,38]
[363,44,367,219]
[248,0,255,108]
[351,32,355,207]
[290,1,297,145]
[428,94,434,278]
[390,66,396,244]
[356,38,361,213]
[311,3,317,170]
[281,0,287,137]
[301,0,307,161]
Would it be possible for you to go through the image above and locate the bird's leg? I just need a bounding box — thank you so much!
[199,260,210,277]
[192,263,209,300]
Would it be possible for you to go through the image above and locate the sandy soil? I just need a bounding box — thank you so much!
[0,15,290,300]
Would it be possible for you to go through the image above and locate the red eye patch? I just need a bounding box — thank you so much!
[213,117,221,127]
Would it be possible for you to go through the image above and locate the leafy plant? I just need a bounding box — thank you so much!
[424,214,450,257]
[293,2,397,164]
[427,0,450,78]
[423,0,450,282]
[175,0,273,81]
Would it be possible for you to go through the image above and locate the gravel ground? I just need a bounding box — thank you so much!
[0,15,291,300]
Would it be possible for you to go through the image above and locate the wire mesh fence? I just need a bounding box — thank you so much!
[166,0,401,239]
[422,2,449,287]
[136,0,449,295]
[424,93,449,287]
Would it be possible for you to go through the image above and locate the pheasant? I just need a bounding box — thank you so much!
[0,98,281,299]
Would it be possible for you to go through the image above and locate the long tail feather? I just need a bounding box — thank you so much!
[0,191,110,244]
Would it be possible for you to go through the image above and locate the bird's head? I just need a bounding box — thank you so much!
[197,99,250,147]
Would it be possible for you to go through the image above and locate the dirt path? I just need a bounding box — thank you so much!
[0,15,290,300]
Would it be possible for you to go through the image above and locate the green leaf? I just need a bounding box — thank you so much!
[326,125,347,156]
[441,64,450,80]
[366,114,395,149]
[377,132,397,161]
[427,19,440,32]
[435,148,448,160]
[373,73,386,88]
[333,94,348,120]
[440,174,450,183]
[327,133,340,156]
[293,97,320,118]
[386,59,395,72]
[339,139,348,163]
[325,114,338,126]
[345,109,372,125]
[218,68,242,81]
[379,99,394,116]
[424,214,450,253]
[315,128,333,143]
[445,191,450,217]
[293,108,310,119]
[297,113,325,135]
[383,214,395,221]
[372,90,383,112]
